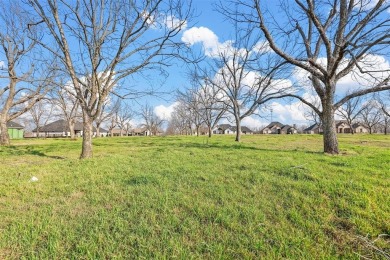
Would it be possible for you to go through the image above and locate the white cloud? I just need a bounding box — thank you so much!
[251,40,272,54]
[241,116,266,129]
[142,12,187,30]
[165,15,187,30]
[293,54,390,97]
[269,101,307,124]
[181,26,233,57]
[0,60,4,69]
[355,0,389,10]
[154,102,178,120]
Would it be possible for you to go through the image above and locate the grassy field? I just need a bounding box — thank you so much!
[0,134,389,259]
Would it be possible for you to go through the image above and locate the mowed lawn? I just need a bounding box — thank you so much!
[0,134,389,259]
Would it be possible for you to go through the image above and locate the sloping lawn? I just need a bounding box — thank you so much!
[0,134,389,259]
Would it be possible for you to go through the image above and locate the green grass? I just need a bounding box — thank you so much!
[0,134,389,259]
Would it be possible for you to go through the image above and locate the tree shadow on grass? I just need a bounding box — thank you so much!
[0,145,66,159]
[176,141,324,155]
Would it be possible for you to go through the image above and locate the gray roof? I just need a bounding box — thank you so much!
[32,119,79,132]
[335,120,348,127]
[7,121,24,129]
[217,124,233,130]
[241,126,253,132]
[264,121,284,129]
[217,124,252,132]
[304,123,321,131]
[281,125,293,131]
[352,123,366,129]
[132,127,148,133]
[32,119,107,133]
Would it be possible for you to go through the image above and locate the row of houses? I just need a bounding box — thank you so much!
[30,120,152,137]
[260,121,370,134]
[303,121,369,134]
[2,119,373,140]
[261,122,297,134]
[212,124,253,135]
[3,119,151,139]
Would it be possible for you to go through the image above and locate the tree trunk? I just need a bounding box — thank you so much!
[235,118,241,142]
[208,125,212,138]
[69,120,76,139]
[0,117,10,146]
[80,113,93,159]
[349,123,355,135]
[196,125,200,137]
[95,122,101,138]
[321,105,339,154]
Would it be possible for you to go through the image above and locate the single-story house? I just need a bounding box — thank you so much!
[241,126,253,134]
[212,124,253,135]
[110,128,128,137]
[353,123,369,133]
[2,121,24,139]
[131,127,151,136]
[336,121,369,134]
[261,122,297,134]
[336,121,352,133]
[303,123,323,134]
[32,119,108,137]
[304,121,369,134]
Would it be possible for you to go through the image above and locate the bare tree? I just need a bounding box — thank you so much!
[378,92,390,134]
[336,97,364,134]
[380,109,390,135]
[29,99,56,138]
[178,81,227,137]
[304,108,322,126]
[107,111,119,137]
[303,95,322,126]
[51,86,81,139]
[359,100,382,134]
[94,96,119,138]
[224,0,390,153]
[169,101,193,135]
[29,0,192,158]
[116,101,134,137]
[176,90,204,136]
[140,104,164,136]
[195,33,291,142]
[0,1,53,145]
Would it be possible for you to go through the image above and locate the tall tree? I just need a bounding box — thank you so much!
[225,0,390,153]
[0,1,53,145]
[359,100,382,134]
[379,95,390,134]
[169,101,193,135]
[178,81,227,137]
[29,0,192,158]
[116,101,134,137]
[94,96,119,138]
[195,36,291,142]
[140,104,164,136]
[336,97,364,134]
[51,84,81,139]
[29,99,56,138]
[177,90,204,136]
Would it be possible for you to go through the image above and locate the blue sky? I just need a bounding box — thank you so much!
[138,0,307,128]
[2,0,389,130]
[142,0,390,130]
